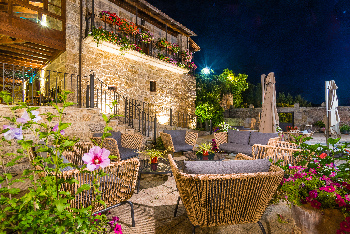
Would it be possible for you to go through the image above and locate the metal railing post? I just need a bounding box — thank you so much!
[124,97,127,124]
[90,72,94,108]
[86,85,90,108]
[91,0,94,29]
[154,114,157,143]
[170,108,172,126]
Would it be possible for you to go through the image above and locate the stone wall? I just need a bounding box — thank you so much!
[41,0,196,126]
[225,105,350,130]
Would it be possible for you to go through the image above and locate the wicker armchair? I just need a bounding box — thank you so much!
[29,143,140,227]
[169,153,284,233]
[91,132,144,161]
[160,130,198,153]
[252,144,302,166]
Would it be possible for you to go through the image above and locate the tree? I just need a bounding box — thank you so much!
[241,82,262,107]
[195,69,248,126]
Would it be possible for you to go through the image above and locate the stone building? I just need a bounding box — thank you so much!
[0,0,200,129]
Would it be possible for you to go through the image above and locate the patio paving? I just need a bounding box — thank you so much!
[10,131,350,233]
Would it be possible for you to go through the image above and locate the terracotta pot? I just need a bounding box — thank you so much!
[202,156,208,160]
[151,163,157,171]
[101,15,114,25]
[151,157,158,164]
[291,204,344,234]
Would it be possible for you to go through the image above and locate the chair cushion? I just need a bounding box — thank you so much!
[118,147,138,160]
[93,131,122,147]
[174,144,193,152]
[249,132,278,146]
[163,130,187,145]
[227,130,250,145]
[183,159,271,174]
[218,143,252,155]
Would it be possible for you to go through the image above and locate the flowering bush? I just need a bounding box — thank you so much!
[181,49,193,63]
[169,43,180,54]
[213,122,236,132]
[275,137,350,233]
[156,38,171,49]
[0,91,122,233]
[139,30,154,44]
[186,61,197,70]
[211,139,219,152]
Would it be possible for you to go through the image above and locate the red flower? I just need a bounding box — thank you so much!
[340,220,350,232]
[336,194,347,207]
[319,153,327,159]
[310,200,321,209]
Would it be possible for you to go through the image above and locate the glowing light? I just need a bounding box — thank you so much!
[41,14,47,27]
[202,67,211,75]
[158,115,169,125]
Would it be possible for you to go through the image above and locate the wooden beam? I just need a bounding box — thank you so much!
[0,55,43,68]
[0,45,52,60]
[0,49,49,63]
[24,42,57,54]
[0,12,65,50]
[6,43,55,57]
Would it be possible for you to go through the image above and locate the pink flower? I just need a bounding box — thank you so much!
[310,200,321,209]
[309,168,317,174]
[336,194,347,207]
[309,190,318,198]
[330,172,336,177]
[320,186,335,193]
[17,110,41,123]
[113,223,123,234]
[305,176,313,180]
[52,124,59,132]
[82,146,110,171]
[345,194,350,202]
[3,125,23,140]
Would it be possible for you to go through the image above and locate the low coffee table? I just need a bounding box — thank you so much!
[136,155,183,193]
[183,151,227,161]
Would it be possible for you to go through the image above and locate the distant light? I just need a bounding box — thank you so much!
[344,11,346,14]
[202,67,211,75]
[41,14,47,27]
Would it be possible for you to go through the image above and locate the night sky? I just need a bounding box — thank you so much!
[146,0,350,105]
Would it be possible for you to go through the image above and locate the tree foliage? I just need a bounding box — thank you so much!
[195,69,248,126]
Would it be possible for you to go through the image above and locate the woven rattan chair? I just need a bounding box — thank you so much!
[169,153,284,234]
[91,132,144,161]
[160,130,198,153]
[252,144,302,166]
[29,143,140,227]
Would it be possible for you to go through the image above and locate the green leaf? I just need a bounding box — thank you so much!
[77,184,91,194]
[62,140,75,148]
[59,123,71,131]
[102,114,108,123]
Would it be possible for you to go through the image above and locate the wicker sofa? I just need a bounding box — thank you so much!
[214,130,279,156]
[160,130,198,153]
[169,153,284,233]
[91,131,144,161]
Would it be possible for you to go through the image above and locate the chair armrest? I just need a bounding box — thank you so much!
[91,137,120,160]
[121,133,144,151]
[235,153,254,160]
[252,144,301,166]
[160,133,174,152]
[214,132,227,146]
[267,137,281,146]
[185,131,198,147]
[269,140,298,149]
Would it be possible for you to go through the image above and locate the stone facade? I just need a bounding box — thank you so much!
[225,105,350,130]
[41,0,197,127]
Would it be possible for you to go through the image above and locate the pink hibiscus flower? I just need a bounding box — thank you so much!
[310,200,321,209]
[82,146,110,171]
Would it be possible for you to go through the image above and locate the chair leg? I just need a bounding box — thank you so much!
[174,196,181,217]
[257,221,266,234]
[136,172,141,193]
[192,225,199,234]
[125,201,136,227]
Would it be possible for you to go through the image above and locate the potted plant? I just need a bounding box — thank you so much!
[340,124,350,135]
[196,142,215,160]
[140,148,169,171]
[156,38,171,50]
[313,120,326,133]
[274,138,350,234]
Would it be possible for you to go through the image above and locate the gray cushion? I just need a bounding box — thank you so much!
[163,130,187,145]
[118,147,138,160]
[93,131,122,147]
[184,159,271,174]
[174,144,193,152]
[227,130,250,145]
[249,132,278,146]
[218,143,253,155]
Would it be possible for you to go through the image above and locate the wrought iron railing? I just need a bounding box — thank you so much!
[0,62,194,140]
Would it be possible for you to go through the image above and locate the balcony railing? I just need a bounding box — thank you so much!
[85,3,197,74]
